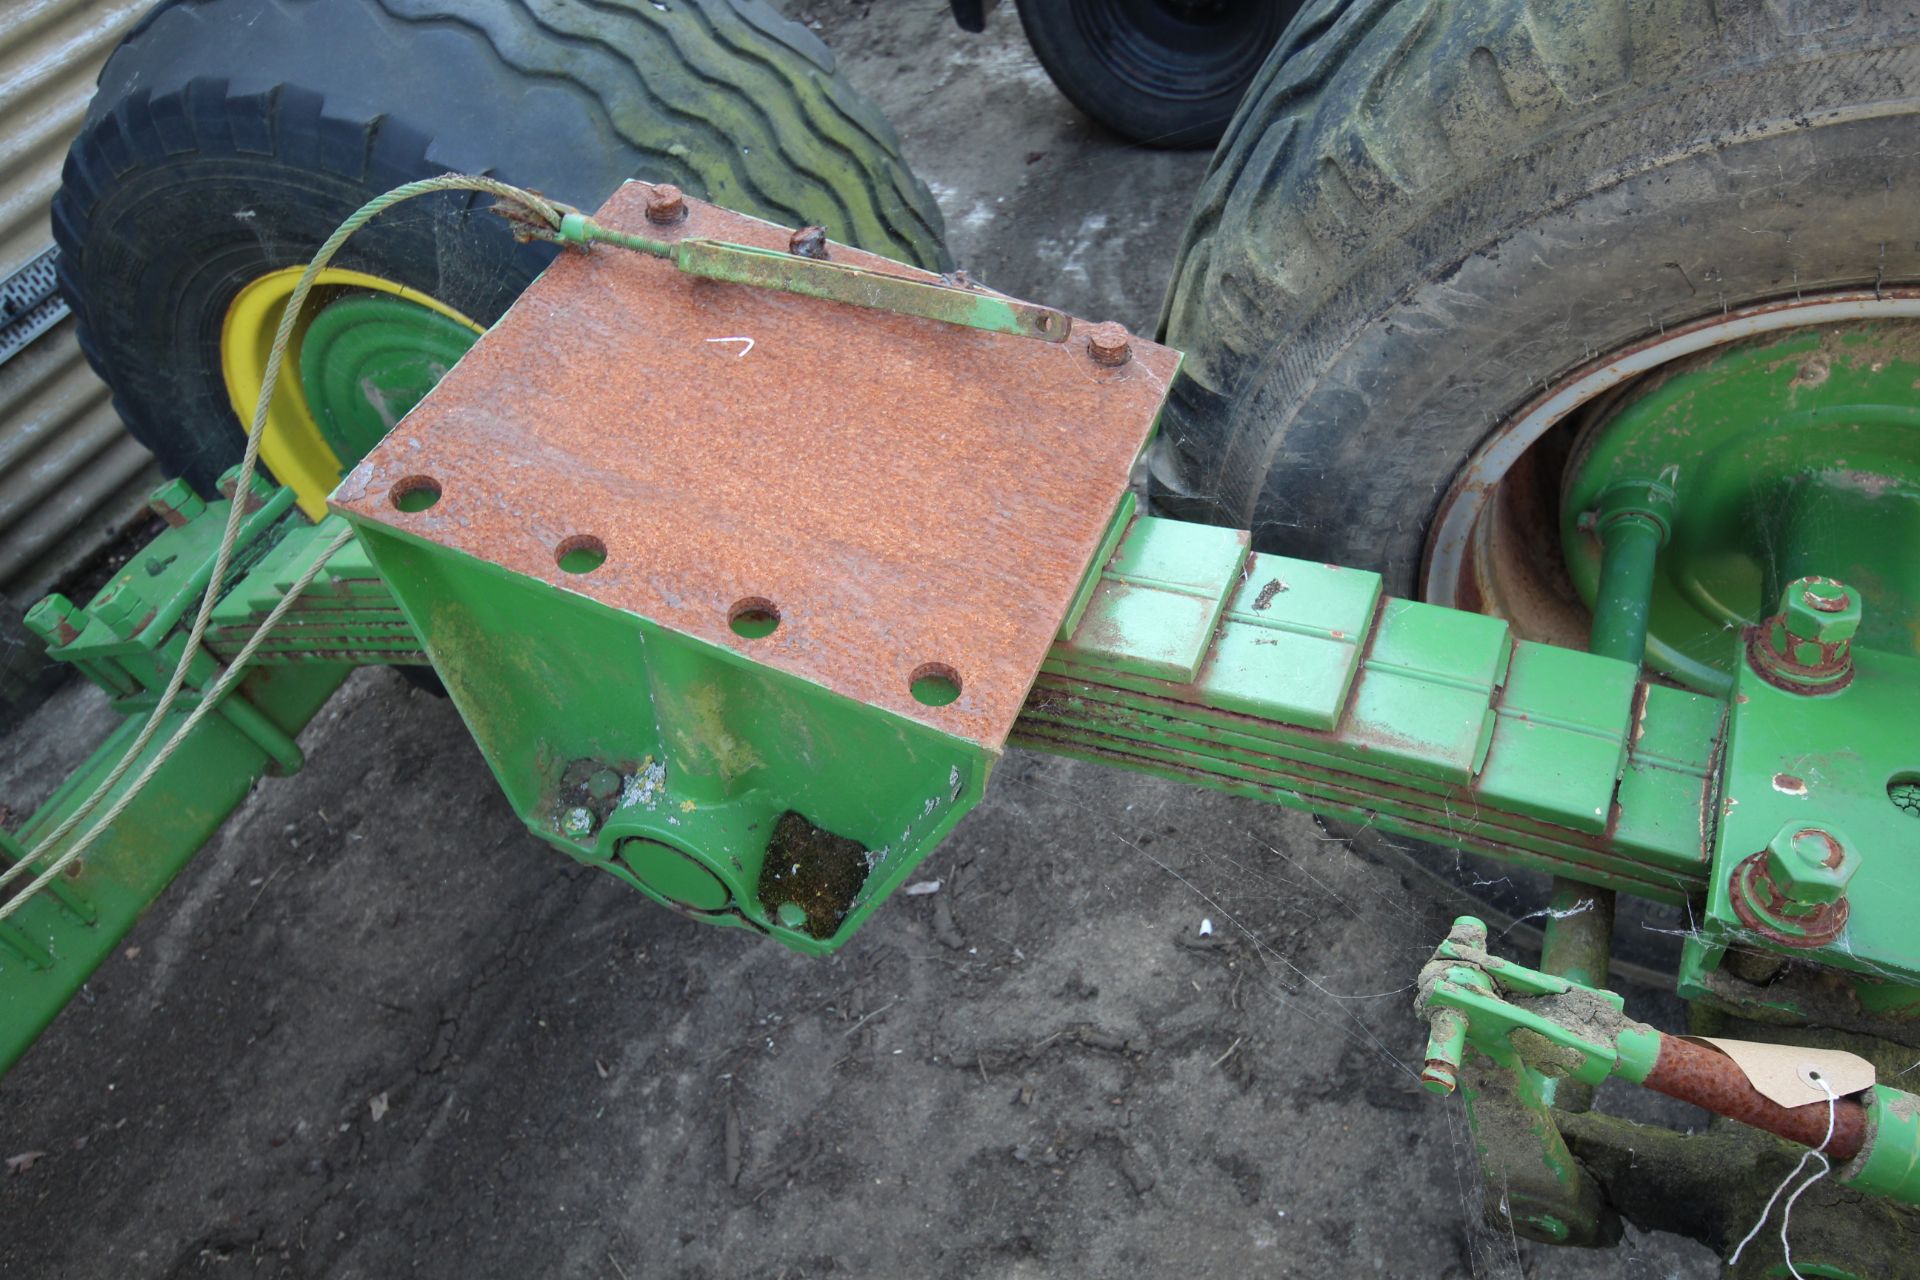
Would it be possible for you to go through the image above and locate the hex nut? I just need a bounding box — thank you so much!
[1761,823,1859,906]
[1781,577,1861,646]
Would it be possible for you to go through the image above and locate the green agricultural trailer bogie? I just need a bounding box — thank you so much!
[6,173,1920,1278]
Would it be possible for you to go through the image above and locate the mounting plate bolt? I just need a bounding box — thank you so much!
[1729,821,1859,947]
[645,184,687,225]
[88,583,150,639]
[1749,576,1861,694]
[562,806,597,839]
[788,226,829,260]
[23,593,87,647]
[1764,824,1860,906]
[1086,322,1132,367]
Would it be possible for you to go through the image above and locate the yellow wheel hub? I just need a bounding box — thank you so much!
[221,267,482,517]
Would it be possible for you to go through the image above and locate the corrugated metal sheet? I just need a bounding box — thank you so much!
[0,0,159,605]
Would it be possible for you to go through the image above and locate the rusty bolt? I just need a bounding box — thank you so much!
[1751,575,1861,694]
[1761,823,1860,907]
[89,584,149,638]
[788,225,830,260]
[644,184,687,225]
[1086,322,1132,367]
[562,806,597,839]
[23,593,86,647]
[216,464,272,512]
[148,477,206,529]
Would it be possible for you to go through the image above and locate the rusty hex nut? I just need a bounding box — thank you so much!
[89,584,149,638]
[1782,577,1861,646]
[788,225,830,260]
[148,477,206,528]
[1761,823,1859,907]
[23,593,86,647]
[644,183,687,225]
[1086,322,1132,367]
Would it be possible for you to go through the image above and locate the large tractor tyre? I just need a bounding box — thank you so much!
[1015,0,1301,148]
[1156,2,1920,974]
[55,0,949,511]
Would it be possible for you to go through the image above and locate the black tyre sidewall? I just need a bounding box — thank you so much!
[1162,16,1920,591]
[1016,0,1295,148]
[67,96,547,496]
[57,0,948,497]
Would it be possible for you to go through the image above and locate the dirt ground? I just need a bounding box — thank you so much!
[1,5,1722,1278]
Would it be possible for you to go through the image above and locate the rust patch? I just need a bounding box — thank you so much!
[1643,1035,1866,1160]
[757,811,869,938]
[333,183,1175,748]
[1251,578,1287,611]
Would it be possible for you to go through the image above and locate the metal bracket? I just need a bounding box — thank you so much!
[0,247,69,369]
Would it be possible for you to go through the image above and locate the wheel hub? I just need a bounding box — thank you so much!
[1426,293,1920,694]
[298,294,478,465]
[1561,321,1920,693]
[221,267,483,517]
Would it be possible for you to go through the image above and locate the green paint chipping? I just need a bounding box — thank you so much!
[1029,516,1709,901]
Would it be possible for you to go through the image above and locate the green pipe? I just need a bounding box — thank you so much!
[1543,478,1673,1109]
[212,691,305,776]
[1587,477,1677,666]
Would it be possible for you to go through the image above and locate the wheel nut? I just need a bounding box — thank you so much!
[645,184,687,225]
[1086,322,1131,367]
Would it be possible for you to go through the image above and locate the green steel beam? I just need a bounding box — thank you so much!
[0,660,350,1075]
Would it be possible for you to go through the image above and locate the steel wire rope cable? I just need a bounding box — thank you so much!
[0,174,602,920]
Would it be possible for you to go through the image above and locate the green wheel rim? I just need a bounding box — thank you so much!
[297,293,480,465]
[1561,321,1920,694]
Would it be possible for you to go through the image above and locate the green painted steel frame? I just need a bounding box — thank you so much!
[337,513,989,956]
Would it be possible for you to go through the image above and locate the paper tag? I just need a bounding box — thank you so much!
[1680,1036,1875,1109]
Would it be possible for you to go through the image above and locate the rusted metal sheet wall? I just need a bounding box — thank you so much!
[0,0,158,606]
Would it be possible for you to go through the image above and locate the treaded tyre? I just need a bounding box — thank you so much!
[1159,0,1920,578]
[1154,0,1920,976]
[1016,0,1299,148]
[56,0,949,501]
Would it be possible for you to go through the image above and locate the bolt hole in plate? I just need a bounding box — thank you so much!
[1889,773,1920,818]
[389,475,441,512]
[556,534,607,575]
[729,597,780,639]
[910,662,962,707]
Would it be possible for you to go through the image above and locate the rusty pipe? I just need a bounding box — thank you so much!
[1639,1034,1866,1160]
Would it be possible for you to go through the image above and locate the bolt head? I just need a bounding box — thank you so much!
[148,477,206,528]
[1780,577,1861,645]
[89,584,146,637]
[561,806,597,839]
[24,594,84,646]
[1762,823,1860,906]
[645,183,687,225]
[1085,321,1132,367]
[788,225,830,260]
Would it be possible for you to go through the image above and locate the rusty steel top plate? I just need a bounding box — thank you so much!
[332,182,1178,749]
